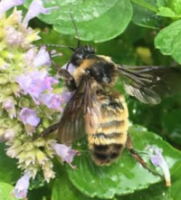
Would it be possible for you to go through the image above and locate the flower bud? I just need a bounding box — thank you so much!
[35,149,48,165]
[33,138,46,147]
[1,85,13,95]
[22,142,34,151]
[10,83,21,96]
[19,97,30,107]
[43,168,55,183]
[6,143,23,158]
[42,118,50,128]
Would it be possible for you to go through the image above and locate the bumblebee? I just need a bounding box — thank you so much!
[42,44,181,170]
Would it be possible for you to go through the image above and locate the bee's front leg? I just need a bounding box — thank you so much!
[126,134,163,178]
[58,69,77,91]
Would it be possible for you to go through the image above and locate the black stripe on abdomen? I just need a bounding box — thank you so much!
[101,120,124,128]
[94,132,122,139]
[91,143,124,165]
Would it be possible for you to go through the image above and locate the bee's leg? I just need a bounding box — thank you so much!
[126,134,163,178]
[33,123,59,140]
[58,68,77,91]
[40,123,59,137]
[50,61,77,91]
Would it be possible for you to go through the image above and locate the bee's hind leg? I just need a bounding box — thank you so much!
[126,133,163,178]
[33,123,59,140]
[40,123,59,137]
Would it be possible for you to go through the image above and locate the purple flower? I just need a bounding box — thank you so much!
[51,142,77,169]
[23,0,59,25]
[39,93,62,111]
[39,91,73,111]
[3,98,14,110]
[33,47,51,67]
[20,108,40,127]
[16,70,58,103]
[3,98,16,119]
[149,146,171,187]
[4,129,15,140]
[0,0,25,14]
[12,171,31,200]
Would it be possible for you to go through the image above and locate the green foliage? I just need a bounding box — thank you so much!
[0,143,21,184]
[27,0,133,42]
[3,0,181,199]
[0,182,17,200]
[155,20,181,63]
[66,125,181,199]
[118,182,170,200]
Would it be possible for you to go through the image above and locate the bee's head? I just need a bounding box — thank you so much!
[70,45,96,66]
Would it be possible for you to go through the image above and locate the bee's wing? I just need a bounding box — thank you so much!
[58,75,101,144]
[117,66,181,104]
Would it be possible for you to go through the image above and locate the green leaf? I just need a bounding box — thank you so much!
[26,0,133,42]
[66,125,181,199]
[157,7,176,17]
[0,143,21,184]
[118,182,170,200]
[170,179,181,200]
[0,182,17,200]
[52,168,100,200]
[162,110,181,144]
[157,0,167,7]
[132,0,161,29]
[155,20,181,63]
[170,165,181,200]
[168,0,181,15]
[132,0,158,12]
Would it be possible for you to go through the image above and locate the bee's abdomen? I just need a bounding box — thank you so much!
[88,133,125,165]
[88,94,129,165]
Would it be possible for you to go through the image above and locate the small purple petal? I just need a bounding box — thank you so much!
[150,149,163,167]
[16,75,32,95]
[33,47,51,67]
[23,0,59,25]
[39,93,62,111]
[20,108,40,126]
[3,99,14,110]
[4,129,15,140]
[3,98,16,118]
[149,147,171,187]
[39,91,73,111]
[43,76,58,90]
[62,63,76,75]
[16,70,58,103]
[23,48,37,66]
[12,171,31,199]
[0,0,25,14]
[51,143,77,168]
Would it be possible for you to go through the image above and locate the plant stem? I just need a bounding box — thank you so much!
[131,0,158,13]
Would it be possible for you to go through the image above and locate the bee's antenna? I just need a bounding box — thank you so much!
[42,44,75,52]
[70,12,81,48]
